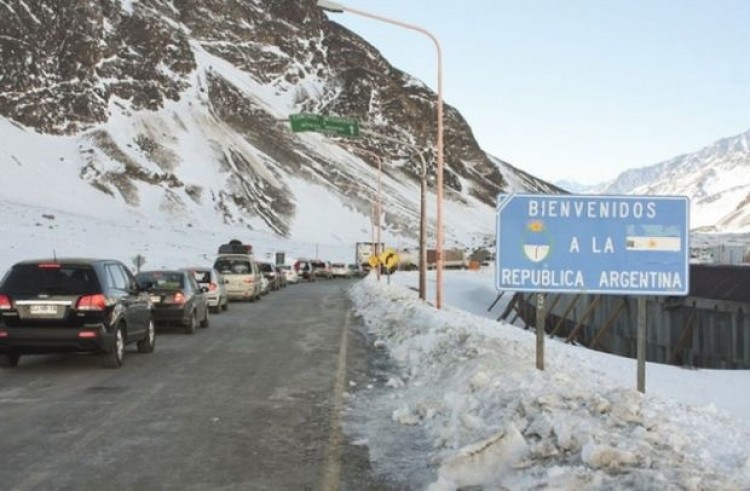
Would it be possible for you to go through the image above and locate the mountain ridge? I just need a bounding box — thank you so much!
[599,129,750,232]
[0,0,557,249]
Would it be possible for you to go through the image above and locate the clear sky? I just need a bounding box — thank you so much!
[322,0,750,185]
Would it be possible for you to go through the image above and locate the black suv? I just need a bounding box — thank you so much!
[0,258,155,368]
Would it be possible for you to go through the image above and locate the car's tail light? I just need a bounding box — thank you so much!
[76,294,107,311]
[78,330,98,339]
[0,329,8,338]
[209,282,218,291]
[243,278,254,284]
[170,292,187,304]
[0,294,12,310]
[37,263,61,269]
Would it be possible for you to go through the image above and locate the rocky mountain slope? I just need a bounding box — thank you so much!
[599,130,750,232]
[0,0,559,249]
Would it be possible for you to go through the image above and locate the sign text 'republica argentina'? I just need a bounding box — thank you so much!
[495,194,690,295]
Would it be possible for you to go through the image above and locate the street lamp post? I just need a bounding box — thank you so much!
[345,145,384,281]
[417,152,427,301]
[371,199,376,274]
[360,129,428,301]
[317,0,445,309]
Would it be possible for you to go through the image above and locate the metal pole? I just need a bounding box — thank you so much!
[370,200,375,274]
[317,1,444,307]
[536,293,545,370]
[376,154,382,281]
[637,296,647,393]
[346,145,384,281]
[359,129,427,300]
[419,153,427,301]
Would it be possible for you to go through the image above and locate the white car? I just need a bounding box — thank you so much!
[279,265,299,284]
[330,262,351,278]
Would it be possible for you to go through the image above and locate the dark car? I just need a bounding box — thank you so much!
[136,270,209,334]
[0,258,155,369]
[258,262,281,291]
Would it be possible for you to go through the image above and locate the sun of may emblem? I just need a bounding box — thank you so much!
[522,219,552,262]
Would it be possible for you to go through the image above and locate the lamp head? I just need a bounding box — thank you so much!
[317,0,345,13]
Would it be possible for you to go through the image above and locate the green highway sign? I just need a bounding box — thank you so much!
[288,113,359,137]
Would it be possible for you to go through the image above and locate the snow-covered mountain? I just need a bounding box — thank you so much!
[599,130,750,232]
[0,0,557,253]
[553,179,601,194]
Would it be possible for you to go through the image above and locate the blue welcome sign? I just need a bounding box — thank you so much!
[495,194,690,295]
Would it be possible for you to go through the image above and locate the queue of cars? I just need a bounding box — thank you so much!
[0,242,361,369]
[293,259,366,281]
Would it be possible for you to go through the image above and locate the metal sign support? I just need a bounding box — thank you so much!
[536,293,546,370]
[637,296,647,393]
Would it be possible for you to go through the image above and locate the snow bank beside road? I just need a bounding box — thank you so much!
[348,275,750,490]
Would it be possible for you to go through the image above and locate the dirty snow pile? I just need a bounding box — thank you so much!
[347,274,750,490]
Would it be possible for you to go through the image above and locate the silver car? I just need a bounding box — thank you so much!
[183,267,228,314]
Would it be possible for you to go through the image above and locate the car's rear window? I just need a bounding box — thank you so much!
[1,263,100,295]
[258,263,274,273]
[189,270,212,283]
[136,271,184,290]
[214,259,252,275]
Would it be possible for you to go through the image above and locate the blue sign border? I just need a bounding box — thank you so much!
[495,194,690,295]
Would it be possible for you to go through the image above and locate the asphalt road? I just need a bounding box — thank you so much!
[0,278,387,491]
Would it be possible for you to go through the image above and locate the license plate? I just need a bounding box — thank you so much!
[150,295,161,304]
[30,305,57,315]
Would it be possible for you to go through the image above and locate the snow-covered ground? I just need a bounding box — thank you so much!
[345,269,750,490]
[2,197,749,489]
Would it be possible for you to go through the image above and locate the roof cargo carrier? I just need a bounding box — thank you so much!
[218,239,253,255]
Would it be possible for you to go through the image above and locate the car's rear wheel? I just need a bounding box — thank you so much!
[137,319,156,353]
[0,352,20,368]
[102,325,124,368]
[184,312,197,334]
[221,298,228,311]
[200,308,210,328]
